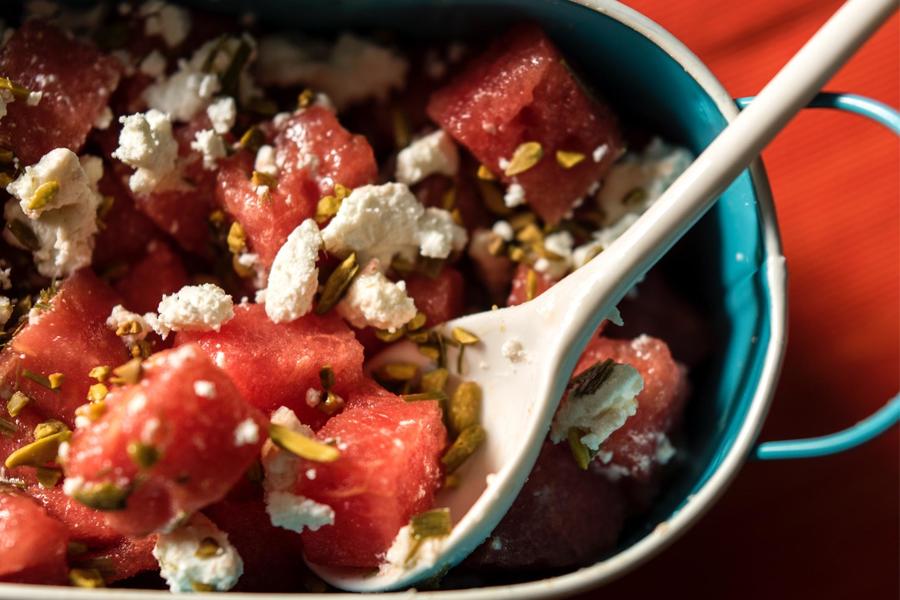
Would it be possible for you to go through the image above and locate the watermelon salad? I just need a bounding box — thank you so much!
[0,1,705,593]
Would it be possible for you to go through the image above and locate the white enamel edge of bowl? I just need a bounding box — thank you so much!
[0,1,786,599]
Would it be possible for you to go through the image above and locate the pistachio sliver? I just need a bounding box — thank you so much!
[71,481,131,511]
[476,164,496,181]
[195,537,222,559]
[127,442,160,469]
[504,141,543,176]
[441,424,486,474]
[420,368,449,394]
[269,423,340,462]
[0,416,17,437]
[450,327,479,346]
[226,221,246,254]
[566,427,592,470]
[6,391,30,417]
[27,180,60,212]
[4,430,71,469]
[315,194,342,224]
[109,358,142,385]
[36,466,61,488]
[401,390,448,403]
[238,126,265,153]
[410,507,452,540]
[6,219,40,251]
[319,391,345,415]
[555,150,586,169]
[448,382,481,435]
[376,362,419,382]
[316,252,359,315]
[69,568,105,588]
[33,419,68,440]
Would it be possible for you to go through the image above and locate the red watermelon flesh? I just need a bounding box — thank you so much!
[113,240,189,315]
[575,335,688,480]
[27,485,122,548]
[63,344,266,536]
[93,168,162,269]
[506,262,556,306]
[0,270,129,427]
[427,24,622,224]
[466,441,625,570]
[77,534,158,584]
[176,303,365,428]
[205,498,309,592]
[0,489,69,585]
[0,408,47,486]
[297,397,446,567]
[404,267,465,327]
[0,21,122,165]
[217,107,378,268]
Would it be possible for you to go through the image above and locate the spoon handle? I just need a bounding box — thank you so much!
[547,0,897,364]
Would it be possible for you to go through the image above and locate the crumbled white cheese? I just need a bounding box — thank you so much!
[256,33,408,109]
[3,149,103,278]
[394,130,459,185]
[0,81,41,124]
[153,513,243,593]
[139,49,168,78]
[550,362,643,451]
[143,46,221,122]
[262,407,313,492]
[321,182,466,267]
[140,1,191,48]
[379,524,446,576]
[504,183,525,208]
[0,296,12,327]
[206,96,236,135]
[305,388,322,408]
[262,219,322,323]
[253,144,278,177]
[193,380,216,398]
[592,144,609,163]
[266,491,335,534]
[155,284,234,336]
[93,106,113,130]
[190,128,226,170]
[656,434,676,465]
[106,304,151,346]
[113,110,179,195]
[501,339,526,363]
[534,230,575,279]
[491,220,514,242]
[337,268,417,332]
[233,418,259,447]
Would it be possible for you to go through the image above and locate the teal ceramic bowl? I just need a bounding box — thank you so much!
[4,1,898,598]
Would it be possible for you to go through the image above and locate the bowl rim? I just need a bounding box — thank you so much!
[0,1,787,599]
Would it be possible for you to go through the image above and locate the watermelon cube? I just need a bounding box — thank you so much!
[466,441,625,570]
[575,335,688,480]
[28,485,122,548]
[0,270,129,426]
[404,267,465,326]
[296,396,446,567]
[0,21,122,165]
[216,106,377,267]
[63,344,266,536]
[93,168,162,269]
[0,490,69,585]
[113,240,190,315]
[76,535,158,584]
[176,303,365,428]
[427,25,622,224]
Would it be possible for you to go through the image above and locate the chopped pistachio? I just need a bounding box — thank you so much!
[22,369,57,391]
[509,212,538,231]
[34,419,68,440]
[450,208,464,226]
[441,187,456,211]
[441,424,486,474]
[86,383,108,403]
[0,416,17,437]
[219,37,252,98]
[251,170,278,189]
[195,536,222,559]
[6,219,40,251]
[333,183,351,201]
[516,223,543,244]
[476,164,496,181]
[269,423,340,462]
[525,268,538,301]
[316,252,359,314]
[444,473,460,489]
[115,320,143,337]
[451,327,479,346]
[319,366,335,392]
[226,221,246,255]
[208,209,227,227]
[476,180,513,216]
[191,582,215,592]
[27,180,60,212]
[6,391,30,417]
[109,358,142,385]
[376,362,419,382]
[238,126,265,153]
[420,368,449,394]
[375,327,407,343]
[4,430,71,469]
[555,150,586,169]
[410,507,452,540]
[71,481,130,511]
[127,442,160,469]
[36,467,61,488]
[622,187,648,206]
[319,391,345,415]
[567,427,592,470]
[76,400,106,423]
[297,88,316,109]
[507,246,526,263]
[89,365,112,382]
[504,141,543,176]
[130,340,152,359]
[0,76,32,101]
[407,312,427,332]
[401,390,448,403]
[69,568,105,588]
[417,345,440,362]
[487,235,506,257]
[391,108,411,149]
[448,382,481,435]
[97,194,116,221]
[315,194,342,224]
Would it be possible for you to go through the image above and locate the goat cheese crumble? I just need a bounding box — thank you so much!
[140,1,192,48]
[504,182,525,208]
[113,110,179,195]
[139,49,168,78]
[379,524,446,576]
[266,491,335,534]
[155,284,234,336]
[233,418,259,446]
[193,380,216,398]
[321,182,466,267]
[3,149,103,278]
[337,267,417,332]
[394,130,459,185]
[261,219,322,323]
[550,362,643,451]
[106,304,152,345]
[206,96,236,135]
[153,513,243,593]
[190,128,226,170]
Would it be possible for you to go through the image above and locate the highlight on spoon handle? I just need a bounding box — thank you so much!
[548,0,897,368]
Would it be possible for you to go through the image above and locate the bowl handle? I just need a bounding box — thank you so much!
[735,91,900,460]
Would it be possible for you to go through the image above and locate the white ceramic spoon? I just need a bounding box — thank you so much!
[312,0,897,591]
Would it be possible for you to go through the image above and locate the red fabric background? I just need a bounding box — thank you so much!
[581,2,899,598]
